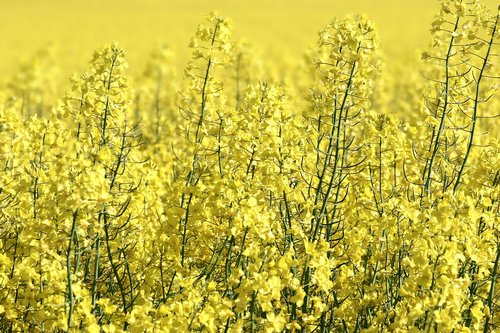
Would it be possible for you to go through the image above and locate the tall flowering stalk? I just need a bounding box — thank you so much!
[417,0,499,198]
[296,15,382,330]
[175,11,233,278]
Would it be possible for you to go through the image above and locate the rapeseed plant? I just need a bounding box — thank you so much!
[0,3,499,333]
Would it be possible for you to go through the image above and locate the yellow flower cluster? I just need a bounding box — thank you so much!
[0,5,499,333]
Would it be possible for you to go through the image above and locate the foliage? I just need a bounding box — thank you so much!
[0,2,499,332]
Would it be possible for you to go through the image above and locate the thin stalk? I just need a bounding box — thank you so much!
[66,209,78,332]
[454,10,498,193]
[423,15,460,196]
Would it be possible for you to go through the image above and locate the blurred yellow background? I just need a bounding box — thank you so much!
[0,0,498,78]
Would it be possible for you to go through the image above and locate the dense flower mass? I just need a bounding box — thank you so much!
[0,3,499,332]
